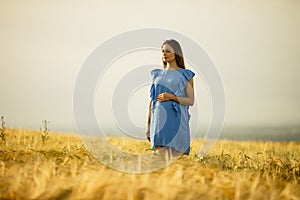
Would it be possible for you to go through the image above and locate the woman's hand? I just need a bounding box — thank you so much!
[156,92,176,102]
[145,129,150,141]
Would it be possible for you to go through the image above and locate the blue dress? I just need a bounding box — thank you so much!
[149,68,195,155]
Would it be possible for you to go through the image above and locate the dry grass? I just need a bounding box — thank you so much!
[0,129,299,200]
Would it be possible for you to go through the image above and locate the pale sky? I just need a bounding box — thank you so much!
[1,0,300,134]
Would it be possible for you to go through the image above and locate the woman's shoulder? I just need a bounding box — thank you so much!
[151,68,162,73]
[151,68,163,77]
[180,68,195,80]
[181,68,194,74]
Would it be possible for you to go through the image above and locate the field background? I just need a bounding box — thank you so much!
[0,129,299,200]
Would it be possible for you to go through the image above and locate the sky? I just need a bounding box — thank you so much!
[0,0,300,134]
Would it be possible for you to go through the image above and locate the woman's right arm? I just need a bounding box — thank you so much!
[145,100,152,141]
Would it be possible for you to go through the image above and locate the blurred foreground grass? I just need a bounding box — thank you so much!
[0,129,299,200]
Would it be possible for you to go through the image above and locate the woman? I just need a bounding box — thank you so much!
[145,39,195,156]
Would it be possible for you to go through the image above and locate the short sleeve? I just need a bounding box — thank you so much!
[151,69,160,79]
[150,69,160,101]
[150,83,155,100]
[183,69,195,82]
[176,69,195,94]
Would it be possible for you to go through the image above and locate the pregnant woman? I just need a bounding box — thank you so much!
[145,39,195,156]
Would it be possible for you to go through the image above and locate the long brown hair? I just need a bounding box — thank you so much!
[161,39,186,69]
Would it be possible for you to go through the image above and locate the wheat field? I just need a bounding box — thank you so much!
[0,129,299,200]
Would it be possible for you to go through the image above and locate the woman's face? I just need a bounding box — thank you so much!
[161,44,175,63]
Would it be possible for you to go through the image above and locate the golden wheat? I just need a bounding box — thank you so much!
[0,129,299,200]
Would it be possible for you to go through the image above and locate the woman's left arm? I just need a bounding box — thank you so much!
[156,78,194,106]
